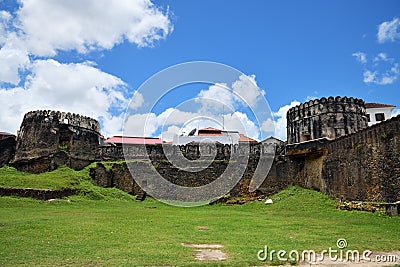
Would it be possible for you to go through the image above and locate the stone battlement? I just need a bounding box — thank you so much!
[287,96,368,144]
[99,142,278,161]
[23,110,100,133]
[287,96,366,118]
[328,113,400,151]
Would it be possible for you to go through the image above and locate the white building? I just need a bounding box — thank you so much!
[365,103,396,126]
[172,127,258,145]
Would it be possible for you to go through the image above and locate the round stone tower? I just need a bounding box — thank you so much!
[286,96,368,144]
[12,110,101,173]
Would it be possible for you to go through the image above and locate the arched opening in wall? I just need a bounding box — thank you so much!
[300,132,311,142]
[58,125,72,151]
[313,120,319,139]
[343,115,349,135]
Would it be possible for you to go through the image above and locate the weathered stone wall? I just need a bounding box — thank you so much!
[90,115,400,203]
[90,156,275,198]
[12,110,100,173]
[0,137,16,167]
[0,187,77,200]
[283,114,400,202]
[287,96,368,144]
[322,114,400,202]
[99,142,276,161]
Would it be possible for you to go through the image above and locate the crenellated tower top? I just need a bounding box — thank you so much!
[286,96,368,144]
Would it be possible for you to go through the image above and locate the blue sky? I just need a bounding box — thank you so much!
[0,0,399,140]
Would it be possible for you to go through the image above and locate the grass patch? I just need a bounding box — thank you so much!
[0,186,399,266]
[0,165,135,201]
[0,166,84,190]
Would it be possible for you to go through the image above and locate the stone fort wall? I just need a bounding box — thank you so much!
[99,142,277,161]
[3,105,399,203]
[322,113,400,202]
[283,113,400,203]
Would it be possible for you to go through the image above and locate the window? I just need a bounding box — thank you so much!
[375,113,385,122]
[366,114,370,122]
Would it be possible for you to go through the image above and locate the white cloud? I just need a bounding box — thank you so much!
[124,108,202,137]
[374,53,389,62]
[0,59,128,136]
[352,52,367,64]
[377,17,400,43]
[16,0,173,56]
[223,112,259,140]
[392,108,400,117]
[133,75,268,141]
[195,74,265,115]
[158,108,201,126]
[353,51,400,85]
[196,83,235,112]
[124,113,158,137]
[272,101,300,141]
[363,70,377,83]
[379,76,396,85]
[161,125,181,142]
[353,18,400,85]
[0,0,173,137]
[124,108,261,140]
[0,10,12,45]
[129,91,144,110]
[362,63,399,85]
[232,74,264,107]
[261,118,274,133]
[0,33,30,84]
[101,114,125,138]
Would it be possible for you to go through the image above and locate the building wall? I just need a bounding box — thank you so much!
[287,96,368,144]
[366,107,395,126]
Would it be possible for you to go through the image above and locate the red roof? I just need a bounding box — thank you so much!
[365,103,395,109]
[239,134,258,143]
[105,136,162,145]
[198,132,223,137]
[198,127,222,132]
[198,127,223,136]
[197,127,258,142]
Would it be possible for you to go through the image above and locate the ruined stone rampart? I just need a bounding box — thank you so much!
[23,110,100,132]
[12,110,101,173]
[287,96,368,144]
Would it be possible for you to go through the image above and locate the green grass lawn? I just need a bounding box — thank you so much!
[0,165,86,190]
[1,185,400,266]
